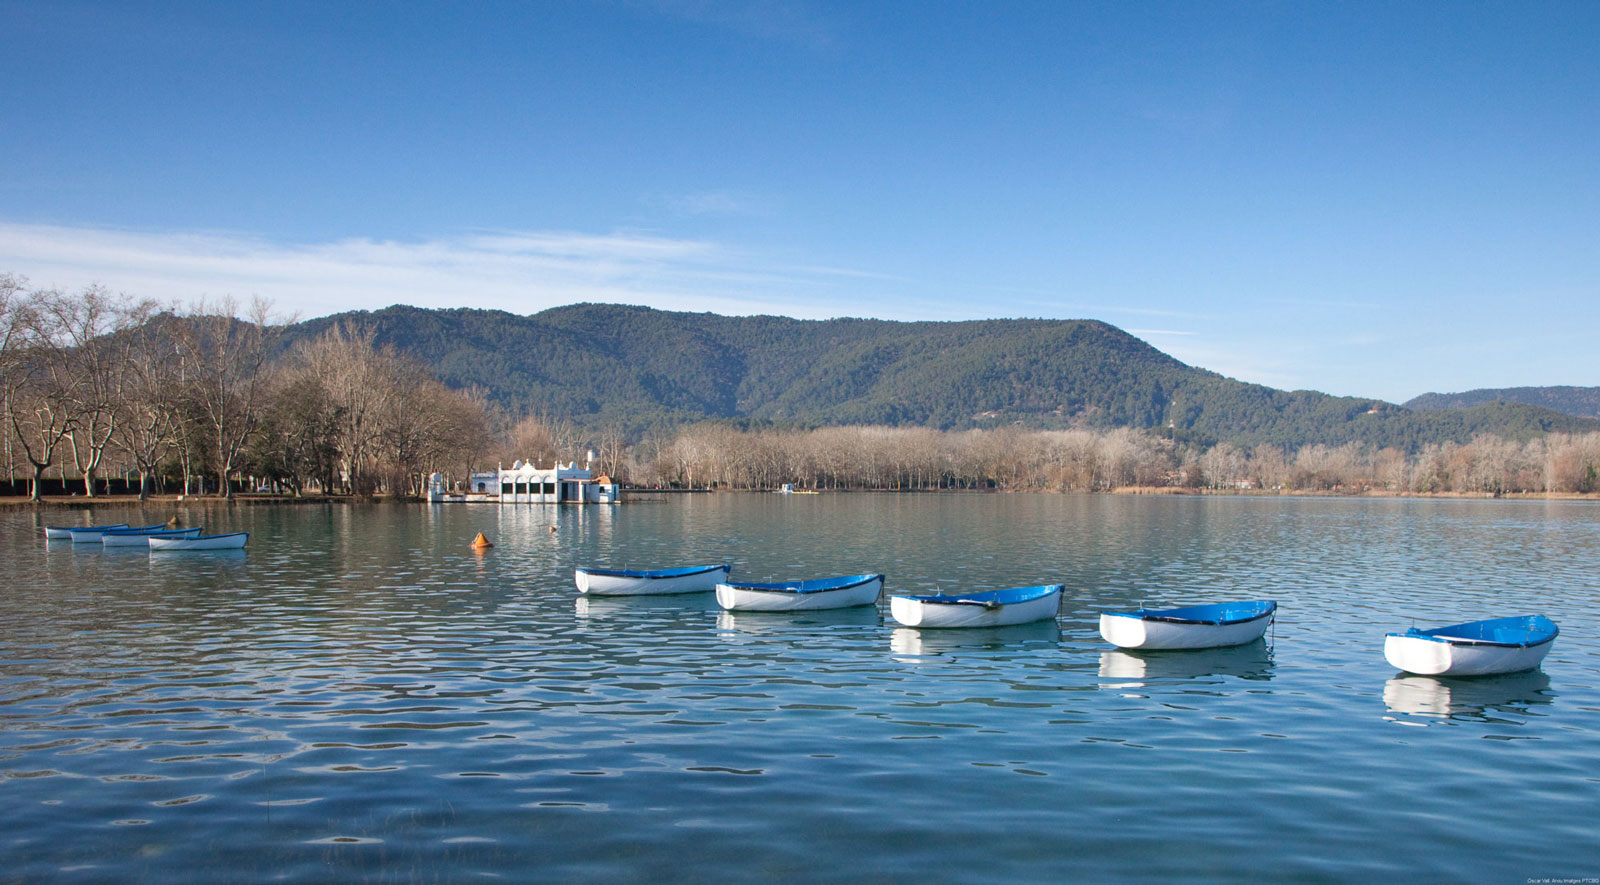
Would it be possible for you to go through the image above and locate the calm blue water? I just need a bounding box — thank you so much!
[3,495,1598,882]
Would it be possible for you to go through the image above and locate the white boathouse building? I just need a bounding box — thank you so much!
[465,460,620,504]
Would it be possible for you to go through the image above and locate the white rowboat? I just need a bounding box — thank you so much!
[102,527,204,547]
[1383,615,1558,677]
[44,523,128,540]
[1099,600,1277,650]
[73,523,165,543]
[715,574,883,611]
[148,532,250,551]
[888,584,1063,629]
[574,564,729,596]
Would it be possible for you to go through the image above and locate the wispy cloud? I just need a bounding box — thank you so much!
[1156,337,1303,391]
[1126,328,1196,337]
[0,222,868,321]
[1267,297,1383,311]
[655,190,773,218]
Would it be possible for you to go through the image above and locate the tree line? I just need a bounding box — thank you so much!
[1,276,493,500]
[5,274,1597,501]
[639,423,1600,495]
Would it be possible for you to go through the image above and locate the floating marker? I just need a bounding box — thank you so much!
[470,532,494,550]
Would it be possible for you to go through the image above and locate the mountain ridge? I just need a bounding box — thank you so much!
[1405,386,1600,420]
[279,303,1600,449]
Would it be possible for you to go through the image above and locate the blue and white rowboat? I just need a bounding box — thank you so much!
[148,531,249,551]
[574,564,729,596]
[44,523,129,540]
[715,573,883,612]
[889,584,1063,628]
[102,526,204,547]
[73,523,165,543]
[1100,600,1277,650]
[1384,615,1558,677]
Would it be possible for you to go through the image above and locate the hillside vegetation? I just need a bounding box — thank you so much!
[1406,386,1600,420]
[283,304,1600,451]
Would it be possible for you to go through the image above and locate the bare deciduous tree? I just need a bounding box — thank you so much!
[171,297,284,498]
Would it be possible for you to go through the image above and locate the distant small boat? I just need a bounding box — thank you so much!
[716,573,883,612]
[889,584,1063,629]
[1384,615,1558,676]
[102,526,204,547]
[148,531,250,551]
[44,523,129,540]
[574,564,729,596]
[1099,600,1277,650]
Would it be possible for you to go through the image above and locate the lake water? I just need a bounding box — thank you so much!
[3,494,1598,882]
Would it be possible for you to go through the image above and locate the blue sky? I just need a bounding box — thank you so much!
[2,1,1596,403]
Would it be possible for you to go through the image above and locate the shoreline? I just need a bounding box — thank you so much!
[6,487,1598,509]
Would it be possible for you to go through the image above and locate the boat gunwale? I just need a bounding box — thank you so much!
[718,574,883,595]
[149,531,250,545]
[1105,601,1278,627]
[1386,629,1559,650]
[1385,615,1558,650]
[102,526,194,536]
[577,564,729,580]
[893,583,1063,606]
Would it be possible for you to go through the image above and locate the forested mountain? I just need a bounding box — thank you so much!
[281,304,1600,450]
[1405,386,1600,420]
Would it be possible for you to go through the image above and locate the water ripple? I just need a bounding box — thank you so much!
[2,496,1598,881]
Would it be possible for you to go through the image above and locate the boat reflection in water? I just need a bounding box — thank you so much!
[889,620,1061,657]
[1383,670,1553,722]
[146,547,248,576]
[716,606,882,638]
[1097,640,1275,688]
[574,594,718,619]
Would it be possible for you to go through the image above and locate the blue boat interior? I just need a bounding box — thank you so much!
[581,564,728,579]
[1106,600,1277,626]
[898,584,1063,605]
[1401,615,1558,647]
[724,574,882,594]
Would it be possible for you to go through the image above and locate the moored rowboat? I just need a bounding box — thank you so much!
[715,573,883,612]
[575,564,729,596]
[102,526,204,547]
[148,531,249,551]
[74,523,165,543]
[889,584,1063,629]
[1384,615,1558,677]
[44,523,128,540]
[1099,600,1277,650]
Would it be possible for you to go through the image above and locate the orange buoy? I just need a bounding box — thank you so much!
[470,532,494,550]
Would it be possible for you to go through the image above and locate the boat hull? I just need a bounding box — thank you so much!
[715,575,882,612]
[889,585,1062,628]
[102,527,203,547]
[575,565,729,596]
[1100,611,1274,650]
[45,523,128,540]
[77,523,164,542]
[148,532,249,551]
[1383,633,1554,676]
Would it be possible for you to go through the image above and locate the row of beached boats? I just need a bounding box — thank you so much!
[42,522,250,550]
[572,564,1560,677]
